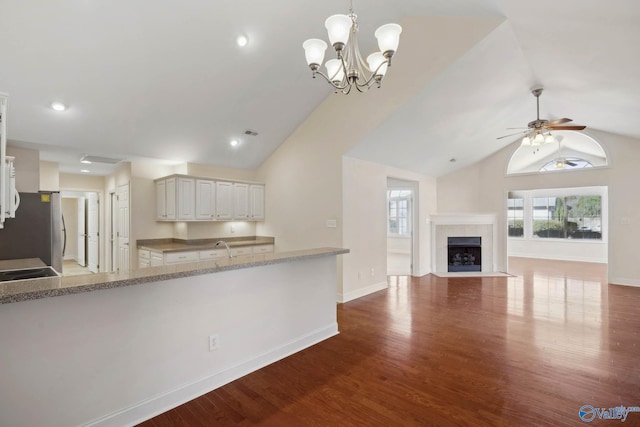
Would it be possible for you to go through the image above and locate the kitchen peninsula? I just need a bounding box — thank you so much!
[0,246,348,427]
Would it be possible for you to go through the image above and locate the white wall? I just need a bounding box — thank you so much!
[437,129,640,286]
[341,156,436,302]
[0,256,339,427]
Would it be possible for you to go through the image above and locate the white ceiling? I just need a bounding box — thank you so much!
[1,0,639,177]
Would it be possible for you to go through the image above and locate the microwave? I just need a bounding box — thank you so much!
[3,155,19,219]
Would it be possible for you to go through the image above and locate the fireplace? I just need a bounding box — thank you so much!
[448,237,481,272]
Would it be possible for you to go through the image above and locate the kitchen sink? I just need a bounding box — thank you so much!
[0,266,60,282]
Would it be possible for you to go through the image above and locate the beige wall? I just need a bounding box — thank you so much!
[39,161,59,191]
[436,129,640,286]
[6,145,39,192]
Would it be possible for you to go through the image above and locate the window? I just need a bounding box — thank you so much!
[540,158,593,172]
[532,195,601,240]
[507,196,524,237]
[388,190,411,236]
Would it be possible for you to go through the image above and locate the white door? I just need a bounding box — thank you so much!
[110,192,117,272]
[87,192,99,273]
[117,183,130,273]
[77,197,86,266]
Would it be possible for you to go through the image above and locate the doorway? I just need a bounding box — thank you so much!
[386,178,416,276]
[60,191,100,276]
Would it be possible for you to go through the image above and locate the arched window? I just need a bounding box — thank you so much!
[507,131,607,175]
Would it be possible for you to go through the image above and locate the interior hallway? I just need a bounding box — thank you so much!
[140,257,639,426]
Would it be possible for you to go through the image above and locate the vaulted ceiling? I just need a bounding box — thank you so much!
[1,0,639,176]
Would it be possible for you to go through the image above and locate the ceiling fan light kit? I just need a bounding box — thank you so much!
[302,0,402,94]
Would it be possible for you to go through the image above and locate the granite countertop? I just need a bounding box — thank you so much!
[137,236,275,253]
[0,247,349,304]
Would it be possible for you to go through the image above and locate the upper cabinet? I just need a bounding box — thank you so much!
[156,177,176,221]
[233,183,250,220]
[155,175,265,222]
[215,181,234,220]
[195,179,215,220]
[249,184,265,221]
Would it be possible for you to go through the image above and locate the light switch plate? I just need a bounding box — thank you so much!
[326,219,337,228]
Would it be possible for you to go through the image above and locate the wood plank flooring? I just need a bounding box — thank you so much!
[138,258,640,426]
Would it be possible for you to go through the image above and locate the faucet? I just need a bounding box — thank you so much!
[215,240,233,258]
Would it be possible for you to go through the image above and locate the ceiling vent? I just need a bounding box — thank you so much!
[80,154,123,164]
[244,130,258,136]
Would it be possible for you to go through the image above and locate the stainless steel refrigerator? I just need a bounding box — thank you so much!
[0,192,63,273]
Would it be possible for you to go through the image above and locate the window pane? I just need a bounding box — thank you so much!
[507,195,524,237]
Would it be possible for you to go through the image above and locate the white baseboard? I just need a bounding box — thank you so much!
[85,324,339,427]
[338,281,388,303]
[610,277,640,288]
[508,253,607,264]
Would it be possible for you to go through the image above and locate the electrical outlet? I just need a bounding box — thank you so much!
[230,224,236,233]
[209,334,219,351]
[370,268,375,277]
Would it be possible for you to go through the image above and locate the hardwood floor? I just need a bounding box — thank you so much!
[138,258,640,426]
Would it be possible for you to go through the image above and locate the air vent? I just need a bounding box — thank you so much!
[244,130,258,136]
[80,154,123,164]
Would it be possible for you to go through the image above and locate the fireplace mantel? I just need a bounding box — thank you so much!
[430,213,497,273]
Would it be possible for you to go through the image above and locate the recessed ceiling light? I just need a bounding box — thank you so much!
[50,101,67,112]
[236,34,248,47]
[80,159,92,164]
[80,169,90,173]
[230,139,240,147]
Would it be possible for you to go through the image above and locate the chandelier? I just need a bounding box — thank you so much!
[520,129,556,147]
[302,1,402,94]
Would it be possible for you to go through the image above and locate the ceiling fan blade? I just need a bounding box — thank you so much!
[496,130,528,140]
[547,125,586,130]
[506,127,529,130]
[547,117,573,126]
[565,161,577,167]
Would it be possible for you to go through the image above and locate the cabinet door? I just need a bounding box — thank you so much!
[215,181,234,220]
[156,180,167,220]
[165,177,177,220]
[249,184,265,221]
[150,252,164,266]
[234,183,250,220]
[195,179,216,220]
[177,177,195,221]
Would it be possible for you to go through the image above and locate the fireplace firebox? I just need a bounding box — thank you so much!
[447,237,481,272]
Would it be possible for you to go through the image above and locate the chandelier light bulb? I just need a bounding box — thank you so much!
[324,14,352,49]
[367,52,388,77]
[303,38,328,68]
[325,59,344,83]
[544,133,555,144]
[521,136,531,146]
[375,23,402,58]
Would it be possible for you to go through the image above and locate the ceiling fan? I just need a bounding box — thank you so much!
[497,88,586,145]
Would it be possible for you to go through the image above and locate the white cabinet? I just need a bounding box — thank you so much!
[176,177,195,221]
[156,175,264,222]
[249,184,265,221]
[230,247,253,258]
[164,251,198,264]
[150,252,163,266]
[199,249,228,260]
[215,181,234,220]
[156,178,177,221]
[195,179,216,220]
[252,244,274,254]
[138,249,150,268]
[234,183,250,220]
